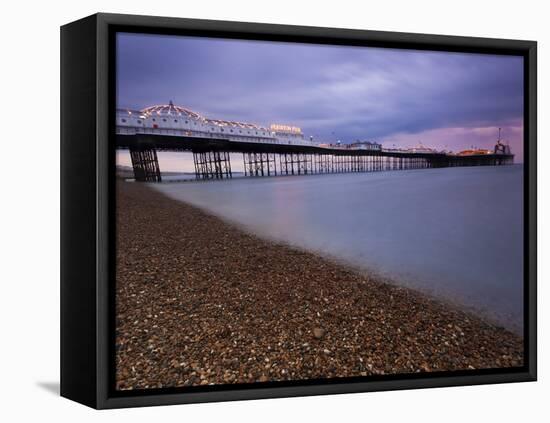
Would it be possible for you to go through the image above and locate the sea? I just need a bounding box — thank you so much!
[150,164,524,335]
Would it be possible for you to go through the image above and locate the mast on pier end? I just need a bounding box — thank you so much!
[494,128,512,155]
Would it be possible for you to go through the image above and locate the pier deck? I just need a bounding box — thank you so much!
[116,134,514,182]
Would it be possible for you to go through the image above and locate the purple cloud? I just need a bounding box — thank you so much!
[117,33,524,161]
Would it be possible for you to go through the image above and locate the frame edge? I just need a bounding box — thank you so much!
[85,12,538,409]
[60,13,100,409]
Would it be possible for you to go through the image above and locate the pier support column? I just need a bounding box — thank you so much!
[318,154,326,173]
[297,153,311,175]
[359,156,365,172]
[129,145,162,182]
[313,154,319,174]
[243,152,277,177]
[279,153,290,175]
[194,151,232,180]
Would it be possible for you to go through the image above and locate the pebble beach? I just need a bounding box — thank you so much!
[115,180,523,390]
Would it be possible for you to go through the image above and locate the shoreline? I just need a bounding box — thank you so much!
[155,183,522,335]
[157,186,521,335]
[116,179,523,390]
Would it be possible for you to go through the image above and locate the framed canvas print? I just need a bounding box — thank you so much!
[60,13,537,409]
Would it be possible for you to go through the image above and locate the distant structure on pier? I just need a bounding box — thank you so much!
[494,128,512,155]
[457,148,493,156]
[457,128,512,156]
[349,141,382,151]
[384,143,440,154]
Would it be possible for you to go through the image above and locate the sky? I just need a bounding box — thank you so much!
[117,33,524,161]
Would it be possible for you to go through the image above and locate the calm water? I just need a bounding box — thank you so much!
[153,165,524,334]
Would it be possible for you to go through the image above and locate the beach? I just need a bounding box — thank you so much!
[115,180,523,390]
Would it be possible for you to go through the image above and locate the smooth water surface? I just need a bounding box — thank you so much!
[153,165,524,333]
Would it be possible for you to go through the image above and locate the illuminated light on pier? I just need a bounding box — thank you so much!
[141,101,204,120]
[457,149,493,156]
[270,124,303,134]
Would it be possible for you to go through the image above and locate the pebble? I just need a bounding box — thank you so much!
[114,182,525,391]
[313,327,325,339]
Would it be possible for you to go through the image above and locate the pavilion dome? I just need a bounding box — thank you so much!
[140,101,204,120]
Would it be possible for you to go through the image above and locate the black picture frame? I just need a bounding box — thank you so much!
[61,12,537,409]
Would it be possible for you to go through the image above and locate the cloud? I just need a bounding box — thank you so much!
[117,33,524,157]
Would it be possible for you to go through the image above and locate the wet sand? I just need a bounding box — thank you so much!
[115,180,523,390]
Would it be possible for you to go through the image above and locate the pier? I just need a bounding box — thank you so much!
[117,133,514,182]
